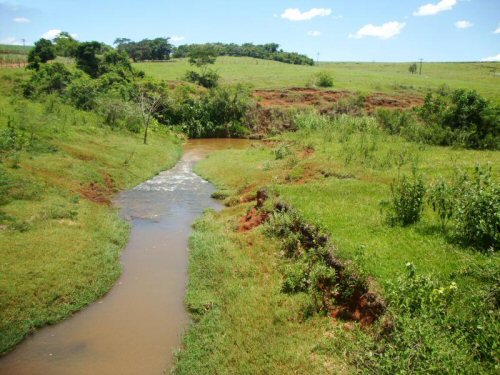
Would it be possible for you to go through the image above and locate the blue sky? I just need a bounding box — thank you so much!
[1,0,499,62]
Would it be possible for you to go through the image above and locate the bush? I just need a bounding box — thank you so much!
[427,166,499,250]
[23,63,73,97]
[65,73,98,110]
[313,71,334,88]
[184,69,220,89]
[452,166,500,250]
[419,88,499,149]
[385,168,426,226]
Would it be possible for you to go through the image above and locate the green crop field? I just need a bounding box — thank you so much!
[136,57,500,102]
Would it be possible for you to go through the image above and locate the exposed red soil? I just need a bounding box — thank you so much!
[253,87,423,112]
[238,207,268,232]
[238,189,269,232]
[79,173,116,205]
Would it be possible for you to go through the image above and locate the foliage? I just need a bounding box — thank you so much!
[408,63,417,74]
[419,88,500,149]
[173,42,314,65]
[160,84,252,137]
[184,69,219,89]
[114,37,173,62]
[313,71,334,88]
[451,166,500,250]
[384,168,426,226]
[23,62,73,97]
[53,32,79,57]
[27,39,56,70]
[74,41,105,78]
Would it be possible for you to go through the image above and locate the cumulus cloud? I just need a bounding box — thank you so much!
[455,20,473,29]
[0,37,23,45]
[170,35,185,42]
[281,8,332,21]
[13,17,30,23]
[307,31,321,37]
[413,0,457,16]
[349,21,406,40]
[481,53,500,62]
[42,29,62,39]
[494,26,500,34]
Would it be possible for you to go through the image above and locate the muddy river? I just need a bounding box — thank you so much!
[0,139,251,375]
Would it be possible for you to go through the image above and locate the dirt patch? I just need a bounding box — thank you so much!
[79,173,116,205]
[253,87,423,112]
[238,189,268,232]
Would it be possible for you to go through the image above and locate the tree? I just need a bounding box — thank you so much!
[74,41,103,77]
[27,39,56,70]
[138,90,163,145]
[149,38,172,60]
[53,32,79,57]
[188,46,217,70]
[408,63,417,74]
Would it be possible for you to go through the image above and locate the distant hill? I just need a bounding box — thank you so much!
[172,42,314,66]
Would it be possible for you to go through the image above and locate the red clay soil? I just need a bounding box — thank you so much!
[238,207,269,232]
[238,189,269,232]
[253,87,423,111]
[79,173,116,205]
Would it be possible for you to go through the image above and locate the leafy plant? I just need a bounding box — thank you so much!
[386,168,426,226]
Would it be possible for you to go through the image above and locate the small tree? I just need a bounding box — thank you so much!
[138,90,163,145]
[27,39,56,70]
[74,41,103,78]
[185,46,219,88]
[408,63,417,74]
[53,32,79,57]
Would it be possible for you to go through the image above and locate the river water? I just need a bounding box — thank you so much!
[0,139,251,375]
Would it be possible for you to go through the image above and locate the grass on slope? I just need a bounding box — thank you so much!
[0,69,182,354]
[173,208,355,374]
[135,57,500,102]
[191,115,499,372]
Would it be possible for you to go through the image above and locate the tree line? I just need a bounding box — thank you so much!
[172,42,314,65]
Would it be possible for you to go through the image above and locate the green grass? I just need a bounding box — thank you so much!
[0,44,31,55]
[0,68,182,354]
[174,208,355,374]
[190,116,499,372]
[135,57,500,102]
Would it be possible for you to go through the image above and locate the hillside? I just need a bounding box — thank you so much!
[135,57,500,103]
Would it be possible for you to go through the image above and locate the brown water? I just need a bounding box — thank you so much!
[0,139,251,375]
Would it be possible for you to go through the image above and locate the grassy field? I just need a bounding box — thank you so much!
[177,114,499,373]
[174,208,354,374]
[136,57,500,102]
[0,68,182,354]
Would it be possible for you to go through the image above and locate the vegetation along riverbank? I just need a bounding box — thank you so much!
[1,32,499,374]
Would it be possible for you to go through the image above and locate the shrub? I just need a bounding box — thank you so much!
[313,71,334,88]
[452,166,500,250]
[385,168,426,226]
[419,88,499,149]
[23,63,73,97]
[184,69,220,88]
[65,74,98,110]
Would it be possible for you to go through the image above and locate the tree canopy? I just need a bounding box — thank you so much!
[114,38,173,62]
[173,42,314,66]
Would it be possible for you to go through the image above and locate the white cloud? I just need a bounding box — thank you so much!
[494,26,500,34]
[413,0,457,16]
[455,20,473,29]
[281,8,332,21]
[349,21,406,40]
[41,29,62,39]
[481,53,500,62]
[170,35,185,42]
[0,37,23,45]
[307,31,321,37]
[13,17,30,23]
